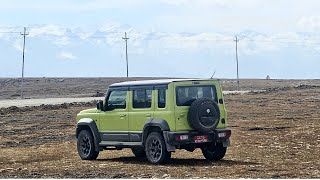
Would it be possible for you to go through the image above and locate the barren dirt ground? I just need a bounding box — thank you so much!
[0,77,161,100]
[1,77,320,100]
[1,80,320,178]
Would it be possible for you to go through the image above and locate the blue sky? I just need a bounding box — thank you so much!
[1,0,320,79]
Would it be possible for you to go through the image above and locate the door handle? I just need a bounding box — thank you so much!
[120,114,126,118]
[146,114,151,117]
[179,114,186,118]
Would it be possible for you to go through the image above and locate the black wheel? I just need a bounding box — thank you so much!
[131,147,146,158]
[188,98,220,133]
[77,130,99,160]
[145,132,171,164]
[201,143,226,161]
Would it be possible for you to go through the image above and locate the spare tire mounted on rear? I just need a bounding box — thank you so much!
[188,98,220,133]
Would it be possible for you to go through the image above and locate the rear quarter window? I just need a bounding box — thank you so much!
[158,89,166,108]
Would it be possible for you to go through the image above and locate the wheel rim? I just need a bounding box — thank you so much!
[80,135,91,156]
[148,138,162,161]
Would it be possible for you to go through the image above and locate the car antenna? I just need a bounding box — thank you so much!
[210,71,216,79]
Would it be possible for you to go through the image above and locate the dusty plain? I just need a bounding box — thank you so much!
[0,78,320,178]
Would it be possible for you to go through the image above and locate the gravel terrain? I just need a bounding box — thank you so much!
[1,80,319,178]
[1,77,320,100]
[0,97,104,108]
[0,77,162,100]
[0,92,251,108]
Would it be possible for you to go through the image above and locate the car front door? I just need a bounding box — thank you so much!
[99,89,129,142]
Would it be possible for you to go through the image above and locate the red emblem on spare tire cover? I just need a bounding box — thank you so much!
[187,98,220,133]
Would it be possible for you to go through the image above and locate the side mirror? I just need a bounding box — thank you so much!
[106,104,116,111]
[96,100,104,111]
[219,99,224,104]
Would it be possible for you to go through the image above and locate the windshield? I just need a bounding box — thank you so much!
[176,86,217,106]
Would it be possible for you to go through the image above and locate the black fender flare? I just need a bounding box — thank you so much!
[76,118,101,151]
[143,118,170,131]
[142,119,176,152]
[142,119,170,142]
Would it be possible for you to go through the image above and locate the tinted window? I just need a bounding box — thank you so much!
[176,86,217,106]
[133,89,152,108]
[107,90,127,109]
[158,89,166,108]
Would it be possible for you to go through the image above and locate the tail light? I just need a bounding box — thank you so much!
[218,130,231,139]
[176,135,189,141]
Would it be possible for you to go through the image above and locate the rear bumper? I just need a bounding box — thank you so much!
[164,128,231,146]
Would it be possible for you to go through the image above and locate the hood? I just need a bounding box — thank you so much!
[78,108,98,115]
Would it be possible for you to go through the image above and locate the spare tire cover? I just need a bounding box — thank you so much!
[187,98,220,133]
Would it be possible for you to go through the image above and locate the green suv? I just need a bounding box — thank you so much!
[76,79,231,164]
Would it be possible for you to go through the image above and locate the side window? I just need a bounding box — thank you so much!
[158,89,166,108]
[107,90,127,109]
[133,89,152,108]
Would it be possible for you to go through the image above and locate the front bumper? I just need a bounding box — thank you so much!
[164,128,231,146]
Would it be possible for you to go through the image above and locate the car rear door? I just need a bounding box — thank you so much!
[174,80,219,131]
[128,86,154,142]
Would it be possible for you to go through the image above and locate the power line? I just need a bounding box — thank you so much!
[2,28,320,45]
[243,38,320,45]
[122,32,129,78]
[20,27,29,99]
[0,25,320,40]
[0,31,21,34]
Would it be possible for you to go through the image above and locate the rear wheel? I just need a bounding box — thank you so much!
[131,147,146,158]
[145,132,171,164]
[201,143,226,161]
[77,130,99,160]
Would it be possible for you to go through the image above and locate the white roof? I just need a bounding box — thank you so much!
[110,78,215,87]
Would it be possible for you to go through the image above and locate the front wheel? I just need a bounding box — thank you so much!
[145,132,171,164]
[201,142,226,161]
[77,130,99,160]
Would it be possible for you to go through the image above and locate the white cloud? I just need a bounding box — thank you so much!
[13,39,24,53]
[58,52,77,60]
[2,0,320,34]
[159,0,226,7]
[297,16,320,32]
[0,0,151,11]
[76,0,149,11]
[27,25,70,46]
[159,0,261,9]
[3,23,320,57]
[153,0,320,33]
[29,25,66,37]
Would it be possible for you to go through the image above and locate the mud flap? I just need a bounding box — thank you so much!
[163,131,176,152]
[222,139,230,147]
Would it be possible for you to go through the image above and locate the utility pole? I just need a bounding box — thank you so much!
[234,36,240,90]
[20,27,29,99]
[122,32,129,78]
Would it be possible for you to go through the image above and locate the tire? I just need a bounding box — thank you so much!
[77,130,99,160]
[201,143,226,161]
[188,98,220,133]
[131,147,146,158]
[145,132,171,164]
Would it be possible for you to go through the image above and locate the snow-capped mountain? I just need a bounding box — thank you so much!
[1,23,320,78]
